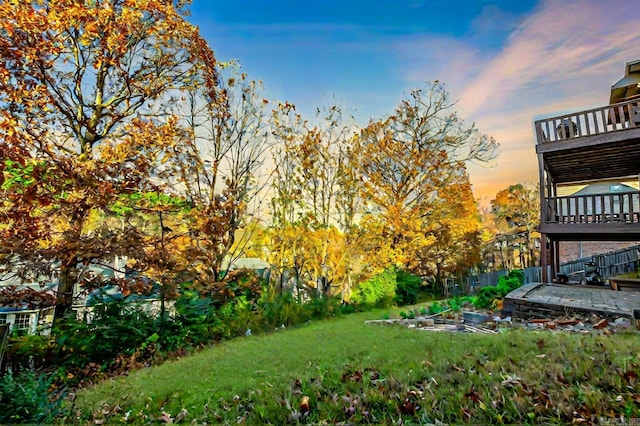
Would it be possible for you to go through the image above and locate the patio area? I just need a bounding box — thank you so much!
[503,282,640,319]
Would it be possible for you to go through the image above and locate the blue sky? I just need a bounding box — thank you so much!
[188,0,640,204]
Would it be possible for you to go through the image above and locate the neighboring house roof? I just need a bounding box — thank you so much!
[560,182,640,216]
[0,263,149,311]
[85,282,160,306]
[571,182,636,196]
[229,257,270,270]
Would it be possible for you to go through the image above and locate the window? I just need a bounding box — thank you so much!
[13,313,30,331]
[0,315,6,325]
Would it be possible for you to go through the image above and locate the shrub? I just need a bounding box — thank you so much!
[399,310,415,319]
[260,291,305,328]
[303,294,342,321]
[172,290,217,346]
[350,268,397,308]
[428,301,447,315]
[3,334,54,373]
[394,269,422,306]
[474,270,524,309]
[449,296,462,311]
[55,300,157,367]
[474,286,500,309]
[0,369,66,424]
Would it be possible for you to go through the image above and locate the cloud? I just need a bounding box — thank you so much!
[393,0,640,202]
[458,0,640,119]
[197,0,640,205]
[469,5,522,38]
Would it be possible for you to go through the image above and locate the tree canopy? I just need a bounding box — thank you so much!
[0,0,217,322]
[489,182,540,269]
[0,4,499,326]
[351,83,496,281]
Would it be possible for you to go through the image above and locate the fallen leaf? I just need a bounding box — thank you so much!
[175,408,188,423]
[464,386,481,403]
[593,319,608,329]
[399,398,417,415]
[299,396,310,414]
[161,411,173,424]
[501,375,522,387]
[530,318,552,324]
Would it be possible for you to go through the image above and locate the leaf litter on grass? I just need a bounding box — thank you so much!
[72,311,640,425]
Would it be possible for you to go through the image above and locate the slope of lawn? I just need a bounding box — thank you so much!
[70,310,640,424]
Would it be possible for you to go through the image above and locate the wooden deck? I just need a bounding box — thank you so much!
[535,81,640,283]
[535,100,640,240]
[534,99,640,186]
[503,283,640,320]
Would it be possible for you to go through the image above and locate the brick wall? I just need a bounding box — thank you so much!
[559,241,640,263]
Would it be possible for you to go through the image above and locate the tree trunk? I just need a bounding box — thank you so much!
[53,256,78,328]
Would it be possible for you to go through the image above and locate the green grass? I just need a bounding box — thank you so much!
[619,270,640,279]
[69,309,640,424]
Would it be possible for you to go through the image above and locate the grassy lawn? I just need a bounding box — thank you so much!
[70,309,640,424]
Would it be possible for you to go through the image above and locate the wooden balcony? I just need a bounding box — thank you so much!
[541,191,640,239]
[535,99,640,144]
[546,191,640,222]
[535,72,640,282]
[535,99,640,184]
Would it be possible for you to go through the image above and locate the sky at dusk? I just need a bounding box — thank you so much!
[187,0,640,205]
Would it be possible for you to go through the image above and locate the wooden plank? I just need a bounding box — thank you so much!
[600,108,607,133]
[609,277,640,291]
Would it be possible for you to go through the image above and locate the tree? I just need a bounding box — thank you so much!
[413,176,481,294]
[0,0,217,324]
[267,102,361,296]
[267,102,307,292]
[490,182,540,268]
[350,82,496,284]
[173,61,271,284]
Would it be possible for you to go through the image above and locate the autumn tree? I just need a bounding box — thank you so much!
[490,182,540,268]
[477,207,503,271]
[267,102,306,291]
[0,0,217,324]
[267,102,361,296]
[413,175,481,294]
[351,82,496,285]
[291,104,357,228]
[172,61,271,285]
[290,104,360,293]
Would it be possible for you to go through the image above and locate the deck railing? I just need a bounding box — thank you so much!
[545,191,640,224]
[535,99,640,144]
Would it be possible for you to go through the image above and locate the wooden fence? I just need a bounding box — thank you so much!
[559,244,640,278]
[457,266,546,296]
[454,244,639,296]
